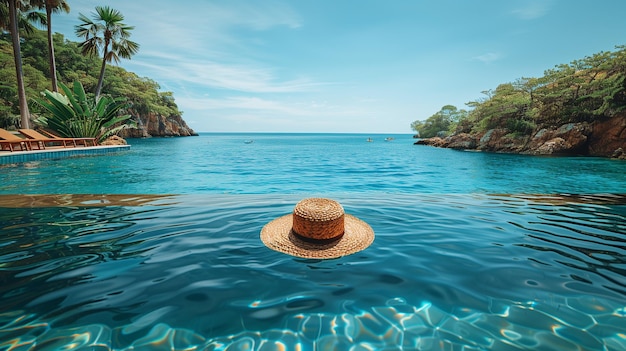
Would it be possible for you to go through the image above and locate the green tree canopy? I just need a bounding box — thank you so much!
[411,105,468,138]
[0,29,181,129]
[412,45,626,137]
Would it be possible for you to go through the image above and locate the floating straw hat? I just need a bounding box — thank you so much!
[260,198,374,259]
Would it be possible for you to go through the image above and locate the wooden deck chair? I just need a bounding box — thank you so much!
[0,128,44,152]
[40,129,97,147]
[19,129,75,148]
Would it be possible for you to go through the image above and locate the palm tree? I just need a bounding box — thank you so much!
[1,1,45,33]
[75,6,139,99]
[1,0,33,129]
[31,0,70,92]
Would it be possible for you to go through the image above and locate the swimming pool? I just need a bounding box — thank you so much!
[0,134,625,350]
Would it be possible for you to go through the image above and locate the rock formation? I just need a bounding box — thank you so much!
[100,135,127,146]
[415,114,626,159]
[119,111,198,138]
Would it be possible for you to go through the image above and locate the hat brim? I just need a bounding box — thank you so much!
[260,214,374,259]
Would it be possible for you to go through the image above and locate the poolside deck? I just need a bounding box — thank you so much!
[0,144,131,165]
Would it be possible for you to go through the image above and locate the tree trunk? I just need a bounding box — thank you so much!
[46,4,58,92]
[8,0,31,129]
[94,45,109,99]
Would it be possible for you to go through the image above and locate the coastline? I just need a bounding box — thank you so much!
[414,116,626,160]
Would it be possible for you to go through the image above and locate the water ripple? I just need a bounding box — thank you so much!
[0,193,625,350]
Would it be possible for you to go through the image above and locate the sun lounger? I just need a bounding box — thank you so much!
[39,129,97,147]
[19,129,76,148]
[0,128,44,152]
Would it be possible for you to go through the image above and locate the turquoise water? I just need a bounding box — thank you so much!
[1,133,625,194]
[1,134,625,350]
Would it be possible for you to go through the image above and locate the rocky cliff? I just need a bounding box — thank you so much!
[415,114,626,160]
[120,111,198,138]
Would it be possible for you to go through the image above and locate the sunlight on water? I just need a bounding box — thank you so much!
[1,297,624,350]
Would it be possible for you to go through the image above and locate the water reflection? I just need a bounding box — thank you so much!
[0,193,625,350]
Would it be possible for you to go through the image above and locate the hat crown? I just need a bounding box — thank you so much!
[292,198,345,240]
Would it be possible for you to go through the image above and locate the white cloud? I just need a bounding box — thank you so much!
[177,95,377,132]
[178,96,314,116]
[80,0,318,95]
[62,0,308,93]
[129,56,324,93]
[177,95,366,115]
[472,52,502,63]
[124,1,302,53]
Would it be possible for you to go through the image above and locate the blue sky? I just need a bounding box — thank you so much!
[53,0,626,133]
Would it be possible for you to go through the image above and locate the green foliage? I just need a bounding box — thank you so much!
[0,40,18,127]
[104,66,179,117]
[35,80,136,142]
[413,46,626,137]
[466,83,533,134]
[505,118,536,136]
[0,29,181,129]
[0,1,41,35]
[411,105,468,138]
[75,6,139,98]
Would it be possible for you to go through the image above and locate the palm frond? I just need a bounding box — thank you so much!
[35,80,135,140]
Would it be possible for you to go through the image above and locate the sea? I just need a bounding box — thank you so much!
[0,133,625,350]
[1,133,625,195]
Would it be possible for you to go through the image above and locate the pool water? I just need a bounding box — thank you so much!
[0,134,625,350]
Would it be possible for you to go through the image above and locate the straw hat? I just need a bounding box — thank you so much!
[260,198,374,259]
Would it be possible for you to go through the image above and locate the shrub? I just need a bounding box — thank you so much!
[35,81,136,143]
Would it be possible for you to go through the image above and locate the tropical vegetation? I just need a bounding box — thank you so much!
[36,80,135,143]
[410,105,468,138]
[0,2,180,138]
[75,6,139,99]
[31,0,70,93]
[412,46,626,138]
[1,0,37,129]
